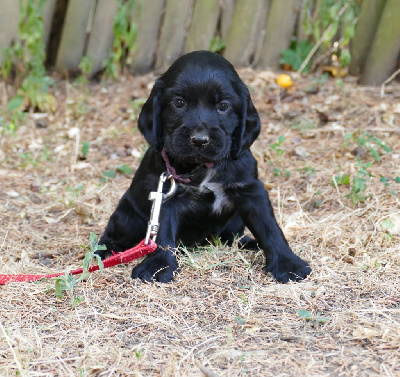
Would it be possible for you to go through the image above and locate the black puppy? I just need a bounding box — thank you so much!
[97,51,311,283]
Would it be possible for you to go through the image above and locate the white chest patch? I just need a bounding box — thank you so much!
[199,170,232,214]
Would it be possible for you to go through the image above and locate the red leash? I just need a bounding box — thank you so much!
[0,173,176,286]
[0,239,157,285]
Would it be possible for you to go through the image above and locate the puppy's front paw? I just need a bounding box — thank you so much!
[266,253,311,283]
[131,251,178,283]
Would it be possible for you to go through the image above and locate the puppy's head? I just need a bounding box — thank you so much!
[138,51,260,163]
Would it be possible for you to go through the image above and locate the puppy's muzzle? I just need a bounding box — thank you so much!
[190,131,210,148]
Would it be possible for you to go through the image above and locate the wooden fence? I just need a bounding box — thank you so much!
[0,0,399,85]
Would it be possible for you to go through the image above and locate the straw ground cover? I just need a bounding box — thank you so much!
[0,70,399,376]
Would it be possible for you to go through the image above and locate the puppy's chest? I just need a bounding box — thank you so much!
[181,171,233,214]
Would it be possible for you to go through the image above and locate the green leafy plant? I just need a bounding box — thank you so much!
[78,56,93,83]
[130,97,147,121]
[280,39,313,72]
[282,0,361,73]
[269,135,290,178]
[355,132,392,162]
[289,116,318,133]
[116,164,133,175]
[54,233,105,307]
[101,164,133,182]
[66,183,84,197]
[297,309,329,325]
[347,160,373,205]
[333,173,350,186]
[1,0,56,113]
[81,142,90,159]
[104,0,138,79]
[209,36,226,53]
[270,135,286,158]
[337,131,394,204]
[0,105,27,136]
[300,166,317,177]
[303,0,360,51]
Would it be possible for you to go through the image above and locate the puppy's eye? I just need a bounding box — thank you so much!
[173,98,186,109]
[217,101,229,113]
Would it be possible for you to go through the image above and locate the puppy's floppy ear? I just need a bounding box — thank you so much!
[138,80,164,152]
[231,84,261,159]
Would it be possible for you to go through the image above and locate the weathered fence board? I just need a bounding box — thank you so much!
[349,0,387,76]
[223,0,269,67]
[360,0,400,85]
[185,0,220,53]
[86,0,119,75]
[250,0,270,66]
[296,0,308,42]
[0,0,20,64]
[155,0,194,71]
[258,0,301,69]
[0,0,56,64]
[55,0,94,71]
[221,0,236,43]
[130,0,165,74]
[43,0,56,45]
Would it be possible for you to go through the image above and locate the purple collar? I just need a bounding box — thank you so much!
[161,148,213,183]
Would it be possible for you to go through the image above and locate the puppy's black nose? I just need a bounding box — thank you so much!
[190,134,210,148]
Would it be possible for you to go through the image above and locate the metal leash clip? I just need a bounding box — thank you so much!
[144,173,176,245]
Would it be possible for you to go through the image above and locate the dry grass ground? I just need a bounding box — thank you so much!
[0,70,399,376]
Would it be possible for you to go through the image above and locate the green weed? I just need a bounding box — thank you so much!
[209,36,226,53]
[289,117,318,133]
[78,56,93,81]
[339,132,395,203]
[333,173,350,186]
[280,0,360,73]
[66,183,84,198]
[81,142,90,159]
[269,136,291,178]
[344,131,392,162]
[347,160,373,205]
[104,0,138,79]
[280,39,313,72]
[130,98,146,121]
[270,135,286,158]
[0,106,27,136]
[303,0,360,60]
[297,309,329,325]
[54,233,105,307]
[1,0,56,114]
[100,164,133,182]
[301,166,317,176]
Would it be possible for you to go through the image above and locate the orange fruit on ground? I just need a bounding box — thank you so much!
[276,74,293,88]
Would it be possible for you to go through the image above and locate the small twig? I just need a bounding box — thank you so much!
[196,361,219,377]
[298,4,349,74]
[380,67,400,97]
[0,226,10,252]
[331,175,345,208]
[74,127,80,164]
